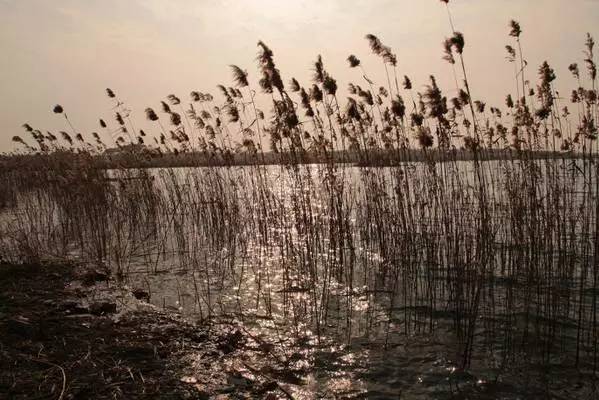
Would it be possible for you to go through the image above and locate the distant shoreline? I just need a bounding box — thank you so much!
[0,148,591,171]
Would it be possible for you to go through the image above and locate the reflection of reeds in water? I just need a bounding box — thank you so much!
[2,4,599,392]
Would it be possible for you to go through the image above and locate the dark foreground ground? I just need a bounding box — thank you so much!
[0,263,295,400]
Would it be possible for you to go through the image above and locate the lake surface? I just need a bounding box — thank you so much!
[1,159,597,398]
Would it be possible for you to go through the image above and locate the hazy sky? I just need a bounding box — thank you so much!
[1,0,598,151]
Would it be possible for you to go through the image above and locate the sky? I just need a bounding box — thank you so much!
[0,0,598,152]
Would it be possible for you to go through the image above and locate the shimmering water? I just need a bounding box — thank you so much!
[2,160,598,398]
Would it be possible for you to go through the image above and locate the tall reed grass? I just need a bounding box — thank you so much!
[2,6,598,388]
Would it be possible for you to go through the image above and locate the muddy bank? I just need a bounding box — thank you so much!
[0,263,296,400]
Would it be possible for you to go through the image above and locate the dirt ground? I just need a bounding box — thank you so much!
[0,263,296,400]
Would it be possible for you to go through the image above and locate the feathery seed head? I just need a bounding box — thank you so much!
[365,34,384,55]
[230,65,249,87]
[314,55,326,84]
[509,20,522,38]
[310,84,323,102]
[347,55,361,68]
[569,63,580,79]
[167,94,181,105]
[289,78,300,92]
[145,108,159,121]
[450,32,465,54]
[170,112,182,126]
[191,91,201,102]
[323,75,338,95]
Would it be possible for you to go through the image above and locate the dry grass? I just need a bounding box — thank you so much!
[2,7,599,394]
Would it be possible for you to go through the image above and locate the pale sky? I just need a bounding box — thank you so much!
[1,0,598,152]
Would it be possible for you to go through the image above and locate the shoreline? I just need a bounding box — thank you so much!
[0,263,298,399]
[0,148,591,172]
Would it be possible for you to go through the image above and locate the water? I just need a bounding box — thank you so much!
[1,159,598,398]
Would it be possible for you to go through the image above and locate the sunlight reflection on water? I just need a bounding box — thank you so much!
[2,161,595,398]
[108,163,592,398]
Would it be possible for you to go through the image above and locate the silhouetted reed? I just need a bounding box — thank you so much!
[2,10,599,396]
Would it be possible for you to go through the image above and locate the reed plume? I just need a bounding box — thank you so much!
[145,108,159,121]
[347,55,361,68]
[230,65,249,87]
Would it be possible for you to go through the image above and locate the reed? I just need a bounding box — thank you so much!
[2,8,598,395]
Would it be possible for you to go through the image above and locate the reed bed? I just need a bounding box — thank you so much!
[2,5,599,394]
